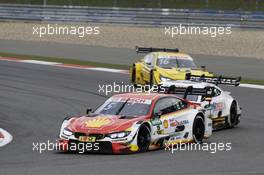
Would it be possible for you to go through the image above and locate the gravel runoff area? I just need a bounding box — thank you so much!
[0,22,263,59]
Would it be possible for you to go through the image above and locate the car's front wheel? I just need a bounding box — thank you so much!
[192,115,205,143]
[137,125,151,152]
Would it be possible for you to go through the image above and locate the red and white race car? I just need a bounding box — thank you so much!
[161,75,242,130]
[58,92,212,154]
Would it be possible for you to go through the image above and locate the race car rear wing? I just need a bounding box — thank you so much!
[136,46,179,53]
[164,85,212,99]
[185,74,241,86]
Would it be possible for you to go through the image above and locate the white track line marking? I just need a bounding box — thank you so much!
[0,57,263,90]
[86,67,129,73]
[240,83,264,90]
[0,128,13,147]
[20,60,60,65]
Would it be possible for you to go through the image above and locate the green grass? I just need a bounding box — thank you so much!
[241,78,264,85]
[1,0,264,11]
[1,52,264,85]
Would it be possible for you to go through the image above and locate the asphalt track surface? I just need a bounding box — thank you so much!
[1,39,264,79]
[0,60,264,175]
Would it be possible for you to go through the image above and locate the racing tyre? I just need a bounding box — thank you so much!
[149,69,154,87]
[192,115,205,143]
[229,102,238,128]
[137,125,151,152]
[132,64,136,84]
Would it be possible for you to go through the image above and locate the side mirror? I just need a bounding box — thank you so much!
[146,62,152,66]
[86,108,92,114]
[153,111,162,119]
[204,104,212,111]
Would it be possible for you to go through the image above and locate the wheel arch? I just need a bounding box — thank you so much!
[196,112,205,120]
[232,100,237,106]
[140,122,151,133]
[192,112,206,143]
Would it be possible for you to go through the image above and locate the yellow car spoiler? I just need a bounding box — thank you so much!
[135,46,179,53]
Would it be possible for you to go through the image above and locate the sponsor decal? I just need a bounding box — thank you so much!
[79,136,96,142]
[169,118,180,127]
[113,97,152,104]
[169,119,189,127]
[169,136,182,141]
[180,120,189,125]
[151,119,162,126]
[157,125,161,131]
[212,102,225,111]
[157,130,164,135]
[163,120,169,129]
[130,144,139,152]
[85,117,112,128]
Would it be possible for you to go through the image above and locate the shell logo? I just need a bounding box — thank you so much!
[84,117,112,128]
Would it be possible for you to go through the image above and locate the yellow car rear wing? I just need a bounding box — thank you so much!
[135,46,179,53]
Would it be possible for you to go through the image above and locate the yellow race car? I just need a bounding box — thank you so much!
[130,47,214,86]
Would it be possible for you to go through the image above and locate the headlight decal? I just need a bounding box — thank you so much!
[63,128,73,136]
[107,131,131,139]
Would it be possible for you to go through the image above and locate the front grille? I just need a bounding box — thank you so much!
[74,132,105,140]
[74,132,86,138]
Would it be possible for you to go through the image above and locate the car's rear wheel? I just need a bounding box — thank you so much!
[149,69,154,87]
[193,115,205,143]
[137,125,151,152]
[229,102,238,128]
[131,64,136,83]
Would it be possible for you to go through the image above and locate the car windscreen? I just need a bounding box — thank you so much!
[157,57,196,69]
[94,97,151,117]
[157,57,177,68]
[177,59,196,68]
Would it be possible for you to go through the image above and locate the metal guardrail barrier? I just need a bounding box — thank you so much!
[0,3,263,28]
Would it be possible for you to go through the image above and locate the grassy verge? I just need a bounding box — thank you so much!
[241,78,264,85]
[1,0,264,11]
[0,52,129,70]
[1,52,264,85]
